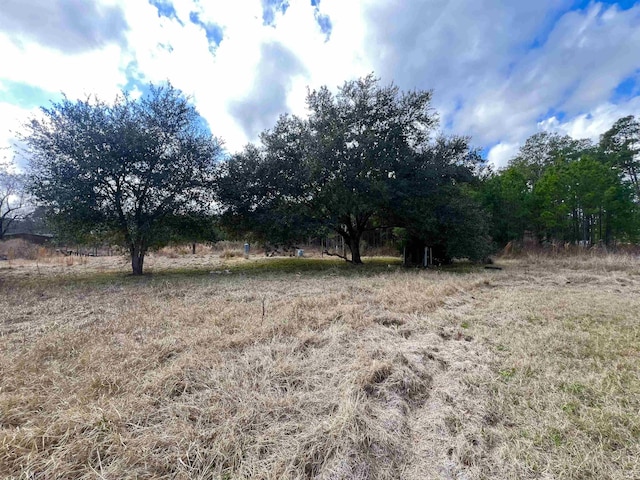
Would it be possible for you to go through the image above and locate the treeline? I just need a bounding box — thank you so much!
[480,117,640,247]
[12,76,640,275]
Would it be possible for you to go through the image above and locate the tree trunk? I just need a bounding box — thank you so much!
[192,242,196,255]
[130,243,146,275]
[628,168,639,200]
[348,235,363,264]
[605,211,612,246]
[599,207,602,242]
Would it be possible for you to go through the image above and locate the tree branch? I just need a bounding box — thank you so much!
[322,249,352,263]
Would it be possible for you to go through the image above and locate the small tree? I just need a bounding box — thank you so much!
[23,84,222,274]
[0,170,29,240]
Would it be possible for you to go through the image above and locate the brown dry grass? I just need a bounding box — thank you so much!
[0,239,48,261]
[1,253,639,479]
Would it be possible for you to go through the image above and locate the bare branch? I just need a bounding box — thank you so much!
[0,171,30,239]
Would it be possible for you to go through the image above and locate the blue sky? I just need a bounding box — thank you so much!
[1,0,639,168]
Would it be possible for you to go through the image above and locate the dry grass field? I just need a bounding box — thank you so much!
[1,251,639,479]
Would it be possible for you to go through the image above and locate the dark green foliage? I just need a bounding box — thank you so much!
[600,115,640,199]
[390,137,491,262]
[300,75,438,263]
[481,122,640,248]
[163,213,221,247]
[218,75,491,263]
[535,154,637,244]
[23,83,222,274]
[217,122,320,247]
[479,166,533,245]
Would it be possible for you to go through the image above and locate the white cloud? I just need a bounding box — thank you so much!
[0,35,129,101]
[1,0,640,160]
[360,0,640,157]
[112,0,372,151]
[0,0,128,53]
[452,2,640,145]
[490,96,640,170]
[539,96,640,142]
[362,0,572,133]
[487,142,520,169]
[0,102,39,171]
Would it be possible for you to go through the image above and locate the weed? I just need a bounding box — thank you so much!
[561,402,579,415]
[499,368,516,380]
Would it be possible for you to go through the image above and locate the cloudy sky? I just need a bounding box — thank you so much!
[1,0,639,168]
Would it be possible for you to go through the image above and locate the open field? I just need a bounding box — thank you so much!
[1,253,639,479]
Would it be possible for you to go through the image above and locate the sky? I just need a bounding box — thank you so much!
[1,0,639,169]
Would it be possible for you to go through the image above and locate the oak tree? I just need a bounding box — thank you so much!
[23,84,222,274]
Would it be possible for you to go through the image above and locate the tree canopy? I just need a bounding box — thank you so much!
[23,84,222,274]
[218,75,489,263]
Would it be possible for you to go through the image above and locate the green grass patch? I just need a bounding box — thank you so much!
[499,367,517,380]
[220,256,402,274]
[3,256,405,290]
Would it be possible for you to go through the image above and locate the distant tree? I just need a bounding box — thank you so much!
[7,205,48,235]
[0,170,29,240]
[164,213,221,254]
[534,154,637,245]
[510,132,592,184]
[600,115,640,199]
[481,132,597,246]
[23,84,222,274]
